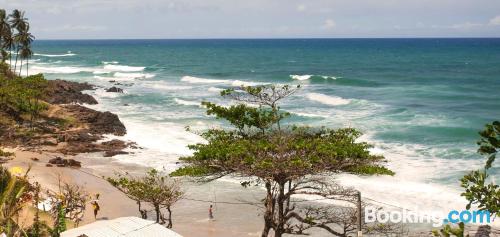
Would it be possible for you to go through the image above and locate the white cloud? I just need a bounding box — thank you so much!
[489,15,500,25]
[296,4,306,12]
[321,19,336,30]
[451,22,482,29]
[41,25,107,32]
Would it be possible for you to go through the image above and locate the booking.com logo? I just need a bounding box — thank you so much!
[365,206,491,227]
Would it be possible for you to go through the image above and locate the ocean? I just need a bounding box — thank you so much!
[29,38,500,217]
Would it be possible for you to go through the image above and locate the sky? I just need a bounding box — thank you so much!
[2,0,500,39]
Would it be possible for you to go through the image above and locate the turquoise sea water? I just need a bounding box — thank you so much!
[29,39,500,215]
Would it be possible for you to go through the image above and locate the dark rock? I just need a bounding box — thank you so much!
[101,139,127,149]
[103,150,129,157]
[31,157,39,161]
[41,137,58,146]
[106,87,123,93]
[123,104,129,106]
[63,105,126,136]
[44,80,98,105]
[109,80,116,83]
[46,164,53,167]
[48,157,81,168]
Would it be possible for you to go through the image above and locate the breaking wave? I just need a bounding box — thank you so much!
[34,53,76,57]
[306,93,350,106]
[104,64,145,72]
[290,74,338,81]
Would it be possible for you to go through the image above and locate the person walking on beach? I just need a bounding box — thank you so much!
[91,193,100,220]
[208,204,214,220]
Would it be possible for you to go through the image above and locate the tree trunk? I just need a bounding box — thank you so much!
[261,181,274,237]
[154,204,160,223]
[19,59,22,76]
[26,59,28,77]
[14,48,19,73]
[167,206,173,228]
[137,201,147,219]
[274,181,287,237]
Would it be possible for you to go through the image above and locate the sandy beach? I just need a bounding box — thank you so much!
[2,147,271,237]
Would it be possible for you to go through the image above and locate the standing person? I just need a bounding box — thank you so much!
[91,193,100,220]
[208,204,214,220]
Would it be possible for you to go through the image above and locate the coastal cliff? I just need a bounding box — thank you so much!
[0,79,133,158]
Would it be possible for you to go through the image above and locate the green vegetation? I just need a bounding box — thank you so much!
[0,166,32,236]
[461,121,499,217]
[0,73,48,123]
[432,222,467,237]
[0,149,14,157]
[108,169,184,228]
[1,9,35,77]
[433,121,499,237]
[0,9,46,127]
[172,85,394,237]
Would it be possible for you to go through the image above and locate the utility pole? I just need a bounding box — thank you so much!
[357,191,362,237]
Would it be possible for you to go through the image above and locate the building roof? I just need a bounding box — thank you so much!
[61,217,183,237]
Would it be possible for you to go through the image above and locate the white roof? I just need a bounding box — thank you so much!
[61,217,183,237]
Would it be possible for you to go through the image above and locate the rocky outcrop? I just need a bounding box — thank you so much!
[44,79,98,105]
[62,105,126,136]
[106,87,124,93]
[0,79,135,159]
[48,157,82,168]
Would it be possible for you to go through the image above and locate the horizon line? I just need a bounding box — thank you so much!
[35,36,500,41]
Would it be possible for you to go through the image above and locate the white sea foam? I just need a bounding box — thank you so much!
[231,80,265,87]
[290,74,313,81]
[181,76,229,84]
[114,72,155,79]
[208,87,224,92]
[30,65,94,74]
[104,64,145,72]
[174,98,202,107]
[149,84,193,91]
[181,76,265,87]
[102,61,119,65]
[306,93,350,106]
[290,74,338,80]
[293,112,329,118]
[34,53,76,57]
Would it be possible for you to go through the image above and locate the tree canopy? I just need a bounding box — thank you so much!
[461,121,500,217]
[172,85,394,236]
[108,169,184,228]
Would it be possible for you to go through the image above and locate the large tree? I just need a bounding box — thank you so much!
[8,9,28,74]
[172,85,394,237]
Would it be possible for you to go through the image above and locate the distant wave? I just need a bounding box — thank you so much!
[34,53,76,57]
[290,74,338,81]
[141,81,193,91]
[174,98,201,107]
[293,112,329,118]
[181,76,267,88]
[231,80,265,87]
[181,76,229,84]
[306,93,350,106]
[114,72,155,79]
[208,87,224,92]
[30,65,93,74]
[102,61,119,65]
[93,75,134,81]
[104,64,145,72]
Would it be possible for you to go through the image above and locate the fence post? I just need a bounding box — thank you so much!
[357,191,362,237]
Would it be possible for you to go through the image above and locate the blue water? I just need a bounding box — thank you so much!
[29,39,500,214]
